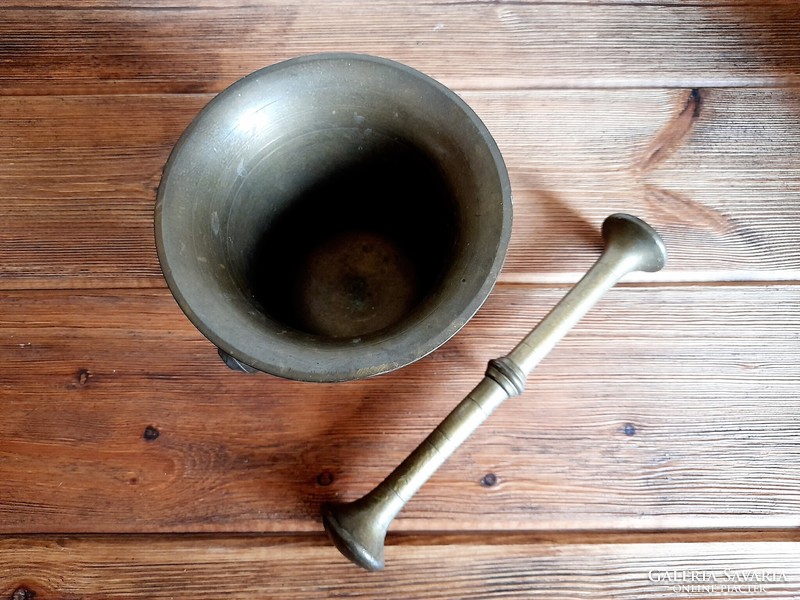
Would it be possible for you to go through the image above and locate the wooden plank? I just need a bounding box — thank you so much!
[2,88,800,290]
[1,284,798,533]
[10,0,800,7]
[489,87,800,284]
[1,534,800,599]
[0,3,798,95]
[0,95,197,289]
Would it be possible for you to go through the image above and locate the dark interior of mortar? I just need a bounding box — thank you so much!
[245,138,459,339]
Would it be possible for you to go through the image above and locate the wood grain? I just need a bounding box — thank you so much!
[1,284,798,533]
[2,88,800,289]
[10,0,800,7]
[2,535,799,599]
[0,3,798,95]
[0,95,194,289]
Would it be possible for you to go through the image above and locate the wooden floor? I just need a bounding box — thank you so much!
[2,1,800,598]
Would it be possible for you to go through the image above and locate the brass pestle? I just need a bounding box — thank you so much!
[321,213,668,571]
